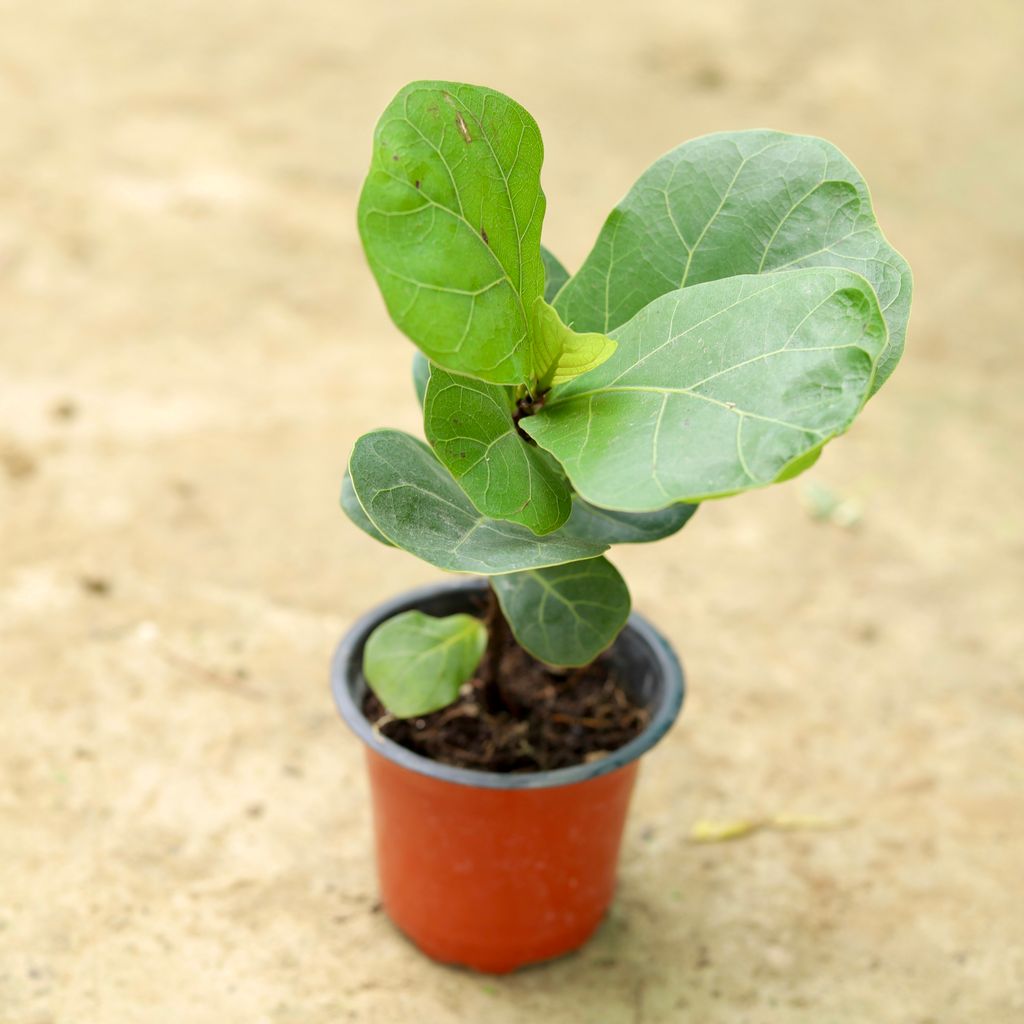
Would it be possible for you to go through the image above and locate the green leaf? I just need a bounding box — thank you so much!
[492,557,631,667]
[357,81,546,386]
[364,611,486,717]
[566,496,698,544]
[523,269,888,511]
[540,245,569,303]
[532,298,617,389]
[341,470,393,546]
[554,130,911,394]
[423,367,573,535]
[347,429,607,573]
[412,351,431,408]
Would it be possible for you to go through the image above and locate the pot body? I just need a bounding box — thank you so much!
[366,748,637,972]
[331,579,684,973]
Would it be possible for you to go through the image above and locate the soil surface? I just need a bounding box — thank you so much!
[364,592,648,771]
[2,1,1023,1022]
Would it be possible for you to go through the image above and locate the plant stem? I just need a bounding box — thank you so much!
[479,583,512,714]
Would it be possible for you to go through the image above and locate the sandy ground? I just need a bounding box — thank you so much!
[2,0,1023,1020]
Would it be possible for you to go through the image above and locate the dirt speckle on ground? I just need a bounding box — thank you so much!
[2,1,1022,1021]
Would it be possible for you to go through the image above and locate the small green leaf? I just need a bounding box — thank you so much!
[347,429,607,574]
[540,245,570,303]
[364,611,486,718]
[423,367,573,535]
[412,351,431,408]
[358,81,546,386]
[341,470,393,546]
[555,130,911,394]
[532,298,617,389]
[524,269,888,511]
[492,557,631,667]
[565,496,698,544]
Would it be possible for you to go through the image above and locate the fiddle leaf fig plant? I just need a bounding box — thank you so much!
[344,80,912,719]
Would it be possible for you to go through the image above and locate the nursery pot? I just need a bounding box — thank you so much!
[330,578,685,974]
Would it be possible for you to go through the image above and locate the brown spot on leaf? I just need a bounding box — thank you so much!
[481,227,489,244]
[454,113,472,143]
[414,179,421,189]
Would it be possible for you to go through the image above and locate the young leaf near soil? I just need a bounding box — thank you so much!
[553,129,911,394]
[491,557,631,667]
[364,611,487,718]
[523,268,888,511]
[347,429,607,573]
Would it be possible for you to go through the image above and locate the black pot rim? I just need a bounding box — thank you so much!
[330,577,685,790]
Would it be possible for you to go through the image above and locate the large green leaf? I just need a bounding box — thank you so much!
[492,557,631,667]
[357,81,546,386]
[554,130,911,394]
[364,611,486,717]
[566,496,698,544]
[540,245,569,303]
[423,367,573,535]
[523,269,888,511]
[341,470,393,547]
[347,429,607,573]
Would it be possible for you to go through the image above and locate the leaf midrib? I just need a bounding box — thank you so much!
[560,342,869,404]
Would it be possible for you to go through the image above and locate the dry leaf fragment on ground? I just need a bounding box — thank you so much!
[689,814,854,843]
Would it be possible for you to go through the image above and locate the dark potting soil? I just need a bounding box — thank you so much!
[361,589,649,772]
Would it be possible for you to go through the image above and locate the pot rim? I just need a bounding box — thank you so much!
[330,577,685,790]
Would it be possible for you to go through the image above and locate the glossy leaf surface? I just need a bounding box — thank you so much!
[358,81,545,385]
[554,130,910,393]
[341,470,393,546]
[565,496,698,544]
[540,244,569,303]
[524,269,888,511]
[492,557,630,667]
[347,430,606,573]
[423,368,573,535]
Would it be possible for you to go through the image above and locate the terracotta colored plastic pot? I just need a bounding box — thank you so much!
[330,579,684,974]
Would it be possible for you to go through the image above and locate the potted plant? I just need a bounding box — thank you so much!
[333,80,911,974]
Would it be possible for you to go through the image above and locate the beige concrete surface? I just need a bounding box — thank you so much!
[2,1,1022,1020]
